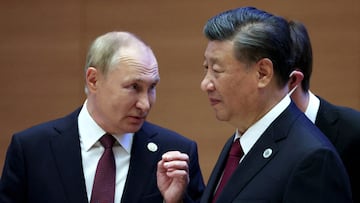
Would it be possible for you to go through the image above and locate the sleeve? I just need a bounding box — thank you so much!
[0,135,27,203]
[283,148,352,203]
[183,141,205,203]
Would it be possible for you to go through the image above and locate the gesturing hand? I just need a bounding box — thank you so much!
[157,151,190,203]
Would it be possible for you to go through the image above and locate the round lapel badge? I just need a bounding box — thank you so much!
[147,142,158,152]
[263,148,272,159]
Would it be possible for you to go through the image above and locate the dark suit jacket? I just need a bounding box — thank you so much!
[0,107,205,203]
[200,102,352,203]
[316,97,360,203]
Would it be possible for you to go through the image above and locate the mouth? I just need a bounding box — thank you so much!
[209,98,221,106]
[128,115,146,124]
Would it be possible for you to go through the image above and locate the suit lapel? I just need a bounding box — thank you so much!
[216,130,279,203]
[121,122,160,203]
[315,97,339,144]
[214,103,299,203]
[49,108,88,203]
[202,136,235,203]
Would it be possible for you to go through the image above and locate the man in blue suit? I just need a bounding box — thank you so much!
[0,31,205,203]
[157,7,352,203]
[287,20,360,202]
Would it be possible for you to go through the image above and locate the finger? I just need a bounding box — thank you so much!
[157,159,168,173]
[165,169,189,178]
[164,160,189,171]
[162,151,189,162]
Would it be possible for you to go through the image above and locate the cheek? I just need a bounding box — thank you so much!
[219,75,239,94]
[103,90,132,110]
[149,92,156,105]
[108,98,134,119]
[221,76,251,103]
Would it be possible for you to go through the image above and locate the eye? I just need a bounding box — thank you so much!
[212,68,221,73]
[150,83,157,90]
[203,62,209,75]
[211,63,224,73]
[130,83,139,90]
[203,61,209,70]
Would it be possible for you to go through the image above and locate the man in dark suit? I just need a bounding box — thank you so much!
[157,7,352,203]
[287,20,360,202]
[0,31,205,203]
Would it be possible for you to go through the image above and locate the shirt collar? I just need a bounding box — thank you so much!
[304,91,320,123]
[235,95,291,155]
[78,100,134,153]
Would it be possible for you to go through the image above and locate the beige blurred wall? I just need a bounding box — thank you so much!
[0,0,359,182]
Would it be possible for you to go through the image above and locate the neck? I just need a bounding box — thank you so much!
[290,88,310,113]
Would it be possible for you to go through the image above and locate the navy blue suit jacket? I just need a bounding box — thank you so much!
[0,107,205,203]
[316,97,360,203]
[200,102,352,203]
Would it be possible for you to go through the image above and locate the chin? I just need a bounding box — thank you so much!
[215,113,229,122]
[128,123,144,132]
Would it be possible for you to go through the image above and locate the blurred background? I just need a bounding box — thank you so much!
[0,0,359,182]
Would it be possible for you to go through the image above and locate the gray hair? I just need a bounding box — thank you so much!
[83,31,154,94]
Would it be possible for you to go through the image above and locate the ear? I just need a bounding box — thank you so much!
[86,67,98,93]
[256,58,273,88]
[288,70,304,90]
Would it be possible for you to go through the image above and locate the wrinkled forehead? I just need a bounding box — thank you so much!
[112,45,160,80]
[119,45,158,68]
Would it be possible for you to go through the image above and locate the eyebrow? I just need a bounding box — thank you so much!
[132,77,160,84]
[204,56,220,67]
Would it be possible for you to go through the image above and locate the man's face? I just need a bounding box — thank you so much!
[87,47,159,135]
[201,40,259,129]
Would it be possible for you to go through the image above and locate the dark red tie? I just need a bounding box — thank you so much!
[212,138,243,203]
[90,133,116,203]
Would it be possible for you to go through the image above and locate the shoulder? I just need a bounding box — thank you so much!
[318,97,360,128]
[279,103,335,150]
[141,121,197,145]
[13,107,81,141]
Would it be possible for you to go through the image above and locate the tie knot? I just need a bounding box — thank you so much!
[99,133,116,149]
[229,138,243,157]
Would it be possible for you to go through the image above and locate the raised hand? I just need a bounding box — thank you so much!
[157,151,189,203]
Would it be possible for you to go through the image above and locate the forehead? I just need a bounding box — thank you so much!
[204,40,234,61]
[120,44,157,69]
[119,44,157,65]
[111,51,160,83]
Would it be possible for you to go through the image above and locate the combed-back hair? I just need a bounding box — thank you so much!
[203,6,294,87]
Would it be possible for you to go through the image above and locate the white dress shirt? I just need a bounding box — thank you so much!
[213,95,292,193]
[78,100,134,203]
[304,91,320,123]
[235,95,291,160]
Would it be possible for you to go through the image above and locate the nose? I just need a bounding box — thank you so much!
[200,75,214,92]
[136,93,152,112]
